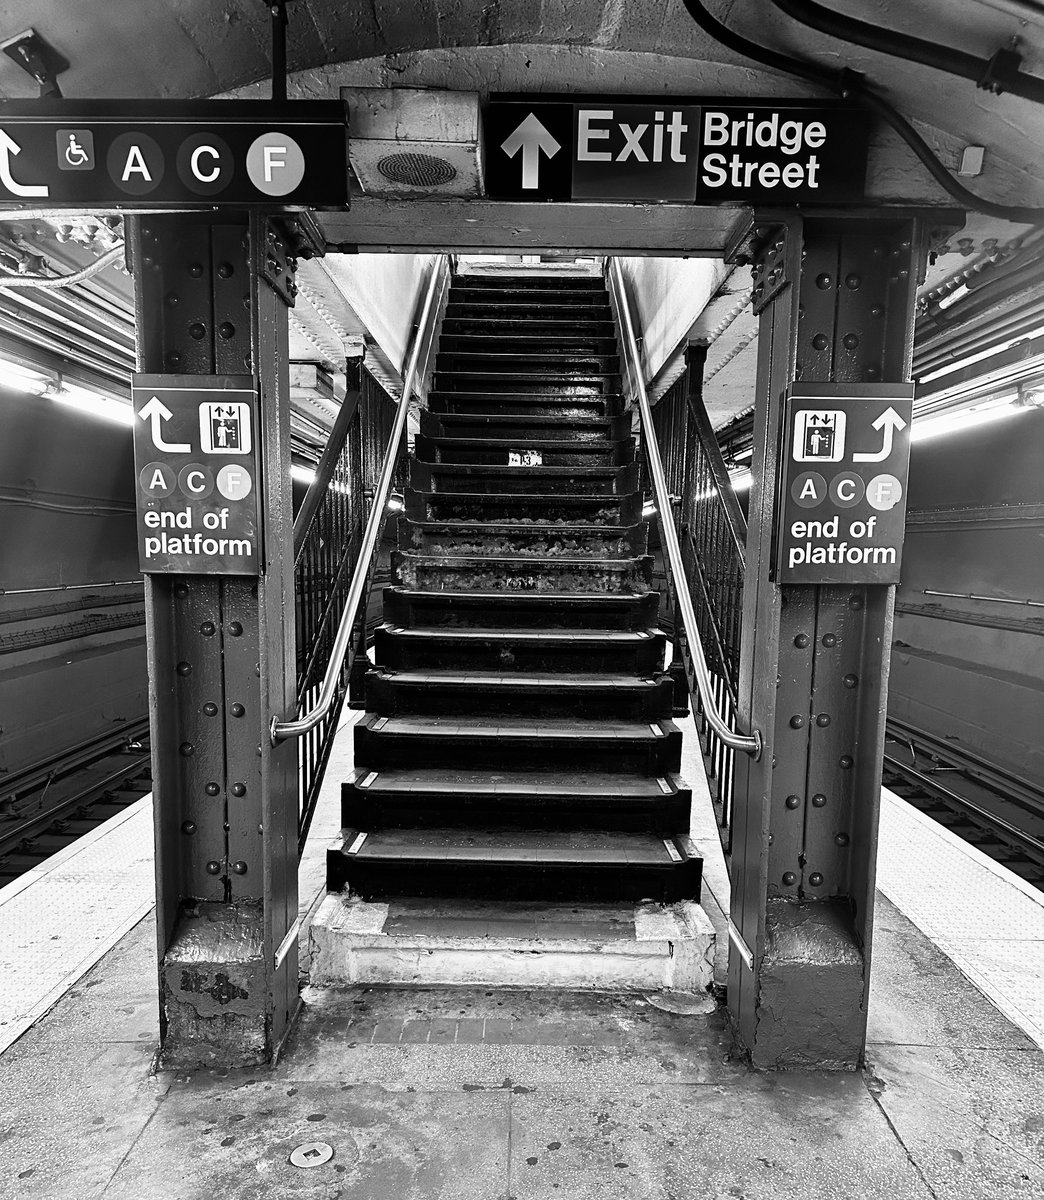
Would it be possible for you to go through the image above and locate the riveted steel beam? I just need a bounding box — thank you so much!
[728,211,928,1068]
[129,212,301,1069]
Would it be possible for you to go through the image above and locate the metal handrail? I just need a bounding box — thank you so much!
[608,258,761,758]
[271,255,449,742]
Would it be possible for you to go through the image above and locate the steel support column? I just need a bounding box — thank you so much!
[129,212,316,1068]
[728,213,930,1068]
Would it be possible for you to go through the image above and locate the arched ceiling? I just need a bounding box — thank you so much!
[0,0,1041,207]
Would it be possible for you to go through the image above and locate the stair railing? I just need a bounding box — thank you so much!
[271,256,450,815]
[607,259,761,771]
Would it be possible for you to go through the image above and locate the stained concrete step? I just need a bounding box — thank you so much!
[434,371,619,396]
[427,391,625,419]
[411,461,639,496]
[364,669,675,720]
[373,625,666,674]
[420,410,630,444]
[414,435,633,468]
[451,281,608,298]
[392,549,653,593]
[342,766,691,830]
[309,894,714,990]
[353,714,682,774]
[383,587,660,631]
[408,489,639,526]
[397,519,648,560]
[326,827,701,902]
[446,297,611,315]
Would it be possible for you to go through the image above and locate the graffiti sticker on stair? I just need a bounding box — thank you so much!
[775,384,914,585]
[509,450,543,466]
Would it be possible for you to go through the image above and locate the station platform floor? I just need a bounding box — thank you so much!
[1,709,1042,1199]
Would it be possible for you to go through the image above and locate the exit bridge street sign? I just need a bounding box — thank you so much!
[0,100,348,208]
[483,97,871,204]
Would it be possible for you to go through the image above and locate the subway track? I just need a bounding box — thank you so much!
[883,718,1044,890]
[0,721,151,886]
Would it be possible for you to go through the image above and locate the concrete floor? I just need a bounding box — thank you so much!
[1,887,1042,1200]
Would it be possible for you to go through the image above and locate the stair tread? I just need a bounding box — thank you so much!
[350,766,685,796]
[369,669,665,688]
[363,714,676,738]
[380,626,657,642]
[397,549,649,566]
[433,413,617,425]
[342,827,691,864]
[425,464,624,475]
[387,587,648,603]
[404,520,639,535]
[423,436,622,448]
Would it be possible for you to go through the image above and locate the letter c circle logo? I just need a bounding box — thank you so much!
[176,134,233,196]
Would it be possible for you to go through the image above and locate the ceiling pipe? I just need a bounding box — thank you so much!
[767,0,1044,105]
[679,0,1044,223]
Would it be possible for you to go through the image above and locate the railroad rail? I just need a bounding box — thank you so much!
[0,720,151,885]
[883,717,1044,889]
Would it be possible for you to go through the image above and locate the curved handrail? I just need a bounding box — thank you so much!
[608,258,762,759]
[271,256,449,743]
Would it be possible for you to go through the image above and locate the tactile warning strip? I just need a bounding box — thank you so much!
[0,797,154,1058]
[876,788,1044,1050]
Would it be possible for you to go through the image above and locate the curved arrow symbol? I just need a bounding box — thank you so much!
[501,113,561,190]
[139,395,191,453]
[0,130,49,199]
[853,406,907,462]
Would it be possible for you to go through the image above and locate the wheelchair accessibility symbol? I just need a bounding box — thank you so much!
[57,129,95,171]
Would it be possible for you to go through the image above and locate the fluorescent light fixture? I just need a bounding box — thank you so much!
[729,469,752,492]
[919,322,1044,384]
[642,500,657,518]
[732,446,754,462]
[911,397,1026,442]
[291,464,317,485]
[387,493,404,513]
[49,383,133,426]
[0,361,49,394]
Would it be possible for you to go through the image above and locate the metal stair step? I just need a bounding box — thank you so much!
[392,549,654,594]
[364,669,674,720]
[327,827,702,902]
[397,518,648,560]
[342,766,692,832]
[382,587,659,630]
[353,713,682,773]
[408,489,638,526]
[373,624,666,674]
[411,461,638,496]
[414,434,632,468]
[420,410,629,443]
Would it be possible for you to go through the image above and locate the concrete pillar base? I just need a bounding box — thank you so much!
[750,899,866,1070]
[160,901,269,1071]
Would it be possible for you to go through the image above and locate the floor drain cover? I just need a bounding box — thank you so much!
[289,1141,334,1168]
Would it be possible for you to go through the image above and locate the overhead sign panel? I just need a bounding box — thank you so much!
[775,383,915,585]
[0,101,347,208]
[483,98,870,204]
[132,375,262,575]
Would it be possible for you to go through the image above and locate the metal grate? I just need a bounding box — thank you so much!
[376,152,457,187]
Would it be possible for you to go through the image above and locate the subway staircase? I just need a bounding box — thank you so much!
[326,270,702,916]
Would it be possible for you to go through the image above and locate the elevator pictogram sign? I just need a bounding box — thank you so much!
[132,375,262,576]
[775,383,915,585]
[0,100,347,207]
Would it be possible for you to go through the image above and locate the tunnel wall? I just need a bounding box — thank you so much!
[890,407,1044,786]
[0,390,146,779]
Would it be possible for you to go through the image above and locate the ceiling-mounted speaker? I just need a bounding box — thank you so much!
[343,87,482,198]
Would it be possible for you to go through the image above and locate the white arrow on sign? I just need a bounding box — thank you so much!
[501,113,561,190]
[853,407,907,462]
[0,130,49,199]
[139,395,191,453]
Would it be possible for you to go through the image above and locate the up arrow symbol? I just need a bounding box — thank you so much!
[501,113,561,190]
[139,395,191,453]
[853,407,907,462]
